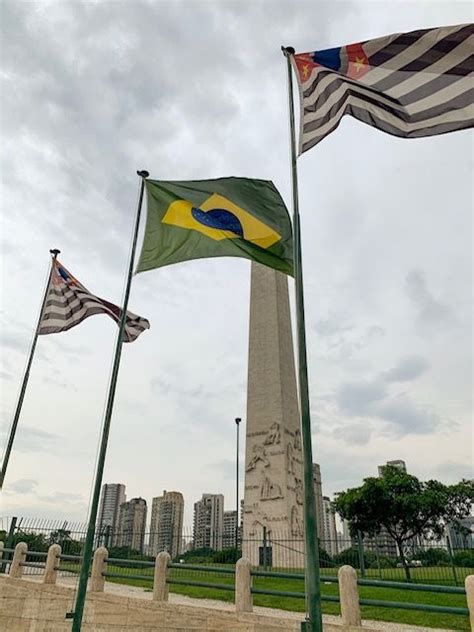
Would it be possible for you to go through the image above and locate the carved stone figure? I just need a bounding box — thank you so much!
[246,444,270,471]
[294,477,303,505]
[294,428,302,451]
[260,476,283,501]
[264,422,281,445]
[291,505,304,537]
[286,442,295,475]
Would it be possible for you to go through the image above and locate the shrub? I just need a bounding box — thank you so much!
[318,547,334,568]
[413,548,449,566]
[333,547,377,568]
[212,548,240,564]
[452,549,474,568]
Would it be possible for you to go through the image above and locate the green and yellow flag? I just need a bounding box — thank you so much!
[136,177,293,276]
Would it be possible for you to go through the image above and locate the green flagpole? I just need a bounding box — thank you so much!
[71,170,149,632]
[282,46,322,632]
[0,248,60,490]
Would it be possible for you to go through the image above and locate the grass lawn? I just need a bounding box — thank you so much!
[94,563,470,631]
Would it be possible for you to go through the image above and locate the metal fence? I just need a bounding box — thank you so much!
[1,542,469,628]
[1,516,473,586]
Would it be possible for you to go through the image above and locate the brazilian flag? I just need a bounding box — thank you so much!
[136,178,294,276]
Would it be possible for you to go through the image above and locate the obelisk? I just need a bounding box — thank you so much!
[242,262,304,567]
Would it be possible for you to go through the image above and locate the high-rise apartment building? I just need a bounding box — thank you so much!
[223,510,238,549]
[322,496,338,556]
[97,483,126,544]
[117,497,147,553]
[149,490,184,558]
[378,460,407,476]
[193,494,224,551]
[312,463,325,546]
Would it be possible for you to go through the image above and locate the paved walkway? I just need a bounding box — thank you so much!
[44,575,454,632]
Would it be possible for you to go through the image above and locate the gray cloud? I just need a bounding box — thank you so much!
[46,338,92,358]
[381,355,430,382]
[207,459,236,481]
[0,424,60,454]
[333,423,373,446]
[334,354,442,443]
[405,269,454,329]
[312,318,386,361]
[314,318,354,337]
[6,478,39,494]
[435,461,474,483]
[42,374,77,391]
[376,394,442,435]
[337,380,387,416]
[38,491,84,504]
[0,330,29,353]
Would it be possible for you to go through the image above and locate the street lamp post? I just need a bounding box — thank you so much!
[235,417,242,551]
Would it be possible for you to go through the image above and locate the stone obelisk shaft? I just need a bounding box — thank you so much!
[242,262,304,567]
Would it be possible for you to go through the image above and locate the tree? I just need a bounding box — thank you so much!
[333,466,474,580]
[49,529,82,555]
[12,532,49,552]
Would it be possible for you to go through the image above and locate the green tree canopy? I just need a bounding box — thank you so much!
[333,466,474,579]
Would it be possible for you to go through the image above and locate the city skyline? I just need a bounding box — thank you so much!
[91,457,419,537]
[0,459,468,528]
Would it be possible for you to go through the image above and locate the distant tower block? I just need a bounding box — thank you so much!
[243,262,304,567]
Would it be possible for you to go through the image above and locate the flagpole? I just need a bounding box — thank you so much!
[71,170,149,632]
[282,46,322,632]
[0,248,60,490]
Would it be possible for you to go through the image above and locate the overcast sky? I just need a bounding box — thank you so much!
[1,0,472,529]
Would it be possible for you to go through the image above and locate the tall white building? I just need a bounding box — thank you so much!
[322,496,338,556]
[223,510,238,549]
[117,497,147,553]
[193,494,224,551]
[149,490,184,558]
[97,483,126,544]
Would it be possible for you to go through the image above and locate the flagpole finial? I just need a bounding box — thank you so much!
[282,46,295,57]
[50,249,60,259]
[137,170,149,178]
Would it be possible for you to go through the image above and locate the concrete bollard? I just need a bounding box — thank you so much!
[235,557,253,613]
[338,565,361,627]
[43,543,61,584]
[9,542,28,580]
[89,546,108,592]
[153,551,171,601]
[465,575,474,631]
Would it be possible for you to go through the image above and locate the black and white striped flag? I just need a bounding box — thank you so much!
[39,260,150,343]
[292,24,474,153]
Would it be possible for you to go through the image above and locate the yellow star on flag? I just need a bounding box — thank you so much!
[353,56,366,73]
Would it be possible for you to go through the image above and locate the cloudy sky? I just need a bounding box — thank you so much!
[1,0,472,529]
